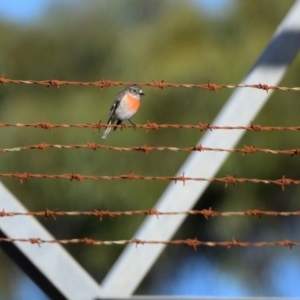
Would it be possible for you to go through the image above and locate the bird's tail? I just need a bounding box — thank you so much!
[102,119,113,139]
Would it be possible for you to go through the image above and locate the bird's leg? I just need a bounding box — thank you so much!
[114,120,123,131]
[128,119,136,130]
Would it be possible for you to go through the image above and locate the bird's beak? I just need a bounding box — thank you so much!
[139,89,145,95]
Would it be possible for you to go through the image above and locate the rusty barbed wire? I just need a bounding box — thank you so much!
[0,172,297,190]
[1,76,300,92]
[1,208,300,220]
[2,142,300,156]
[2,121,300,132]
[0,237,298,249]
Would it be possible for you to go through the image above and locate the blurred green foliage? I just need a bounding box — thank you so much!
[0,0,299,297]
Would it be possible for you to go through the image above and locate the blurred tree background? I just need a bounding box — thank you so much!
[0,0,300,298]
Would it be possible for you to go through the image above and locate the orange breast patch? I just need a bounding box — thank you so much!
[127,94,141,112]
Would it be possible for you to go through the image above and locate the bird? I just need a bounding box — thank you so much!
[102,85,145,139]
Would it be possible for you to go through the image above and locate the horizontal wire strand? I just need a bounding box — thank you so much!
[0,172,296,190]
[1,77,300,92]
[1,208,300,219]
[1,142,300,156]
[0,237,297,249]
[1,121,300,132]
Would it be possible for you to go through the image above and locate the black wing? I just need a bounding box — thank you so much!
[108,100,120,120]
[108,90,125,120]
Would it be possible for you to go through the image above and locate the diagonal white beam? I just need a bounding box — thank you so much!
[0,183,102,300]
[101,1,300,297]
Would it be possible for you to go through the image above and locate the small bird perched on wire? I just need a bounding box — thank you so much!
[102,85,145,139]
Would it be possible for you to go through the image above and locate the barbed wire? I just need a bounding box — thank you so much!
[2,142,300,156]
[1,77,300,92]
[1,208,300,220]
[0,237,297,249]
[1,121,300,132]
[0,172,297,190]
